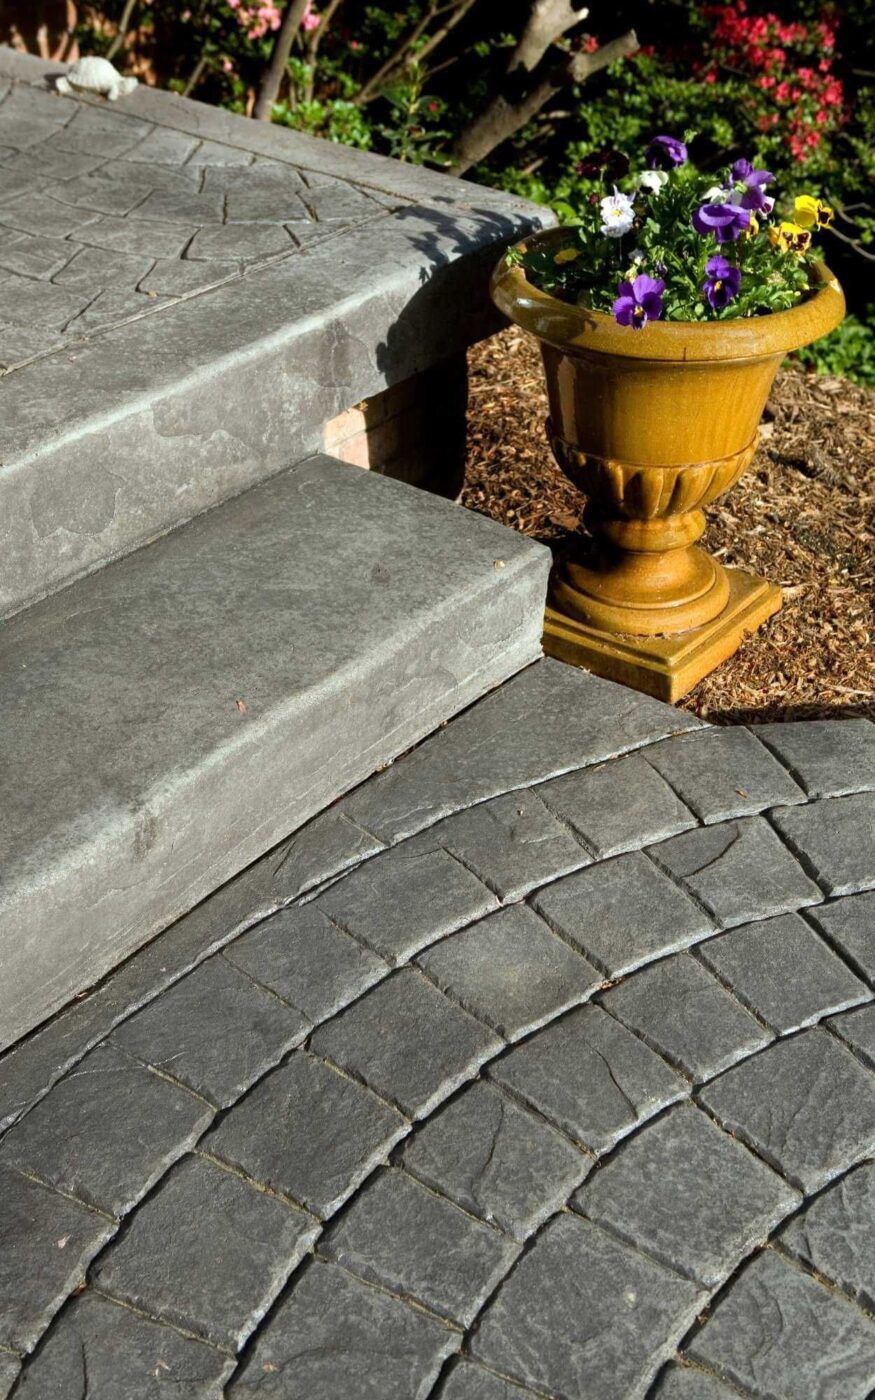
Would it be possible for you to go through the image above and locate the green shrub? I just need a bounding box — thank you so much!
[792,306,875,385]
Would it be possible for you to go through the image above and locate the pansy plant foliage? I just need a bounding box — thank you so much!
[509,135,833,329]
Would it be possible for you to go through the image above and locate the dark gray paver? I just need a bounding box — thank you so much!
[0,844,296,1138]
[266,807,384,903]
[0,1041,213,1217]
[699,1028,875,1193]
[807,891,875,983]
[536,749,696,858]
[409,789,591,900]
[575,1103,800,1287]
[649,817,822,928]
[490,1004,687,1153]
[440,1360,534,1398]
[223,904,386,1024]
[110,955,308,1107]
[320,1168,520,1327]
[309,969,501,1119]
[0,1355,19,1400]
[203,1051,407,1218]
[653,1363,741,1398]
[340,659,701,843]
[0,1166,115,1354]
[471,1213,705,1399]
[695,912,869,1034]
[687,1248,875,1399]
[780,1162,875,1310]
[417,905,602,1041]
[315,847,498,966]
[229,1260,458,1399]
[532,851,715,978]
[92,1154,319,1351]
[13,1291,233,1398]
[645,727,805,823]
[771,793,875,896]
[757,718,875,798]
[402,1080,591,1241]
[602,954,771,1081]
[828,1001,875,1067]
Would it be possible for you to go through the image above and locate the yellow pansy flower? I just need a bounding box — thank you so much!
[554,247,581,265]
[769,221,812,254]
[794,195,834,229]
[741,213,760,239]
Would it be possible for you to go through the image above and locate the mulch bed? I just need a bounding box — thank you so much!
[463,327,874,723]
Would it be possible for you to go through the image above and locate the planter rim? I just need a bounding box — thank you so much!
[491,225,845,363]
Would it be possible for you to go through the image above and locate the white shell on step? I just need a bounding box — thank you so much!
[56,57,138,101]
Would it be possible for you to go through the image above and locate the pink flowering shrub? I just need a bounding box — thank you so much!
[226,0,283,42]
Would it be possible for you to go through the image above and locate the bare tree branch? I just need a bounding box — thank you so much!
[303,0,346,101]
[355,2,440,105]
[106,0,138,60]
[254,0,311,121]
[510,0,590,74]
[354,0,474,106]
[449,28,637,175]
[414,0,479,65]
[182,51,209,98]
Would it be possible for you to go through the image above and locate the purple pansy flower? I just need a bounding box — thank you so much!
[613,273,665,329]
[702,255,741,310]
[692,201,751,242]
[646,134,687,168]
[730,157,775,212]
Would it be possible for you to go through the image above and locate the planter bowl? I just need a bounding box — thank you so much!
[491,227,845,698]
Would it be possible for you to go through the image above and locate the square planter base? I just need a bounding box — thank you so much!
[543,568,782,703]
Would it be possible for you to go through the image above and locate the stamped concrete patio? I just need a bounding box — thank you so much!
[1,659,873,1398]
[1,40,874,1400]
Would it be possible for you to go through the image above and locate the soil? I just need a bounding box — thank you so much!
[463,327,874,723]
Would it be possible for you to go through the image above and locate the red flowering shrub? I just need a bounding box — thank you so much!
[700,2,844,162]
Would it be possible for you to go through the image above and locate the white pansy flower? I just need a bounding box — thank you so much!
[632,169,668,194]
[599,187,635,238]
[703,185,728,202]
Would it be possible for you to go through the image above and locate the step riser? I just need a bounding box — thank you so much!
[0,455,549,1051]
[0,232,505,618]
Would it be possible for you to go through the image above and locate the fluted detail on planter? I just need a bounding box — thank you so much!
[548,426,758,520]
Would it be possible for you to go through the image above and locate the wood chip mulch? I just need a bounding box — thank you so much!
[463,327,874,724]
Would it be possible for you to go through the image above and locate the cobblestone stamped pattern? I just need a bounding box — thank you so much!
[0,78,397,370]
[0,661,873,1398]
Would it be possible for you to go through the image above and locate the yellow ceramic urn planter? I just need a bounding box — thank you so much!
[491,226,845,701]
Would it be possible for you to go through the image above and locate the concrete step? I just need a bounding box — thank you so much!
[0,454,549,1052]
[0,48,550,616]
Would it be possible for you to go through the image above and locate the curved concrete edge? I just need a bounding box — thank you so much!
[0,455,550,1052]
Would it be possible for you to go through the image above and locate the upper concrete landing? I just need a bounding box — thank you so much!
[0,47,550,616]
